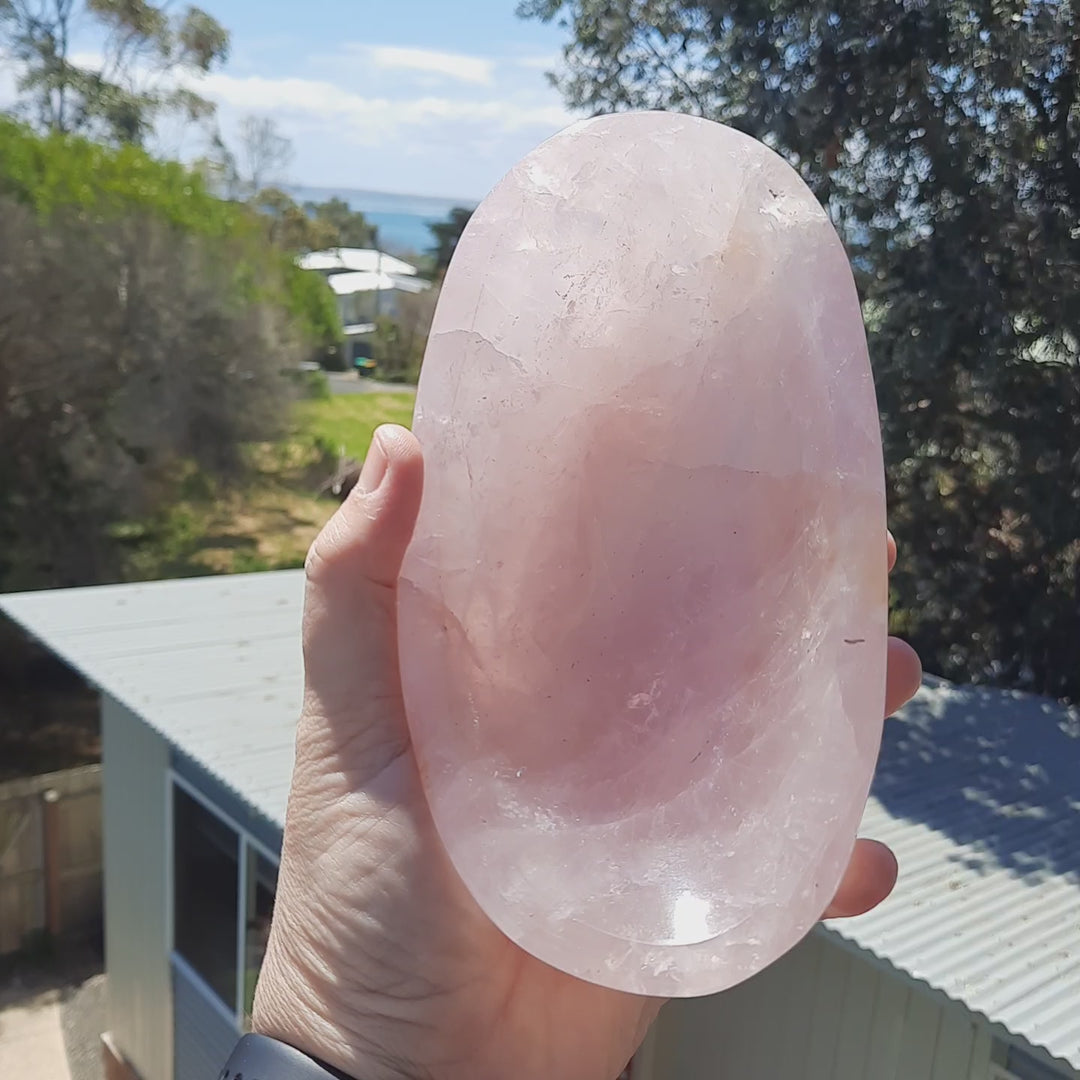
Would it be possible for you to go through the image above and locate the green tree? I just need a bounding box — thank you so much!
[428,205,473,276]
[237,114,293,195]
[0,0,229,143]
[304,196,377,248]
[0,118,320,590]
[521,0,1080,701]
[285,260,346,365]
[199,114,294,200]
[370,285,439,382]
[249,187,331,250]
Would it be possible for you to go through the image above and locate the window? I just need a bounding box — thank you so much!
[991,1039,1071,1080]
[173,785,239,1008]
[171,779,278,1025]
[243,849,278,1022]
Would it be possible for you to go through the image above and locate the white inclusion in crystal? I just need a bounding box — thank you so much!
[524,160,563,195]
[671,891,713,946]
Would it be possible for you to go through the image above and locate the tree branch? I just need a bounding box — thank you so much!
[644,34,707,116]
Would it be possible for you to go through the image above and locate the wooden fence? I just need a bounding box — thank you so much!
[0,764,102,955]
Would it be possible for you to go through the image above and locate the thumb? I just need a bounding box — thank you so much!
[306,424,424,592]
[300,424,424,772]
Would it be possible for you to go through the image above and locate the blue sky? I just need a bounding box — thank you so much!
[179,0,578,199]
[0,0,578,199]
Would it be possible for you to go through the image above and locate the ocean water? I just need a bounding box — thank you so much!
[290,185,477,257]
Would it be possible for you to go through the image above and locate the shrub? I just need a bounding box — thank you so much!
[0,120,316,590]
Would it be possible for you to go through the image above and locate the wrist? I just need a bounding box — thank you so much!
[221,1035,355,1080]
[252,935,420,1080]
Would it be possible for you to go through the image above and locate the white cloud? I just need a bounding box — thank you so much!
[517,54,559,71]
[367,46,494,86]
[0,39,578,196]
[192,71,570,140]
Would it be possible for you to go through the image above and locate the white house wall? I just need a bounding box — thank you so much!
[172,958,240,1080]
[644,931,1013,1080]
[103,696,173,1080]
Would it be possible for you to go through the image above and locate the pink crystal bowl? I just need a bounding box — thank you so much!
[398,111,887,996]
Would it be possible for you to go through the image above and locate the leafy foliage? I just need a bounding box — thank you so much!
[371,287,440,382]
[521,0,1080,700]
[238,187,377,254]
[198,114,295,201]
[0,117,340,344]
[0,115,242,232]
[286,264,346,363]
[235,115,293,195]
[248,186,321,247]
[194,119,378,254]
[428,206,474,276]
[0,119,330,590]
[0,0,229,143]
[304,195,378,249]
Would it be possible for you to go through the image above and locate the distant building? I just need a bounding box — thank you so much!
[2,575,1079,1080]
[298,248,432,362]
[297,248,420,277]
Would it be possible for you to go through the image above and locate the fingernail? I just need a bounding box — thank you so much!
[358,430,389,495]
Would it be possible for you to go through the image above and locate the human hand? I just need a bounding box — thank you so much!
[253,424,922,1080]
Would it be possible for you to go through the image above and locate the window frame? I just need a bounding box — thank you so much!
[166,770,280,1031]
[991,1039,1072,1080]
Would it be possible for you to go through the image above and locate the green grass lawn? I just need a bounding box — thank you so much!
[295,392,416,461]
[3,391,420,781]
[120,391,416,580]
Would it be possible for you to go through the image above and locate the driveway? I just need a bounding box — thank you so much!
[0,987,71,1080]
[61,974,105,1080]
[0,950,104,1080]
[325,372,416,395]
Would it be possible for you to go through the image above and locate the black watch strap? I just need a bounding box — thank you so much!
[219,1034,356,1080]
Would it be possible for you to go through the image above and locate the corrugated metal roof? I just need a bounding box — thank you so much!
[3,576,1079,1068]
[829,676,1080,1071]
[0,572,306,828]
[326,271,432,297]
[297,249,419,277]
